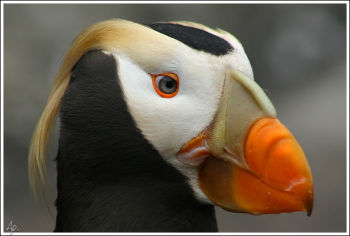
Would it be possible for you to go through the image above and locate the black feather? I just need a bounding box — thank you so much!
[148,23,234,56]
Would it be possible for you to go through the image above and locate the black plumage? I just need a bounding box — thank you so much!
[148,23,234,56]
[54,50,218,232]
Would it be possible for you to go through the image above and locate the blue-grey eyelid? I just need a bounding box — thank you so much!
[154,75,164,88]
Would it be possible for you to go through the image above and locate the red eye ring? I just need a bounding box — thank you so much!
[151,72,179,98]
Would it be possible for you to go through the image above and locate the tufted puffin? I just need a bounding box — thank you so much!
[28,19,314,232]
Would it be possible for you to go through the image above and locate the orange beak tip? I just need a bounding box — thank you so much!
[198,118,314,216]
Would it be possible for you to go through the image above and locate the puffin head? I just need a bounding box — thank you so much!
[29,19,313,216]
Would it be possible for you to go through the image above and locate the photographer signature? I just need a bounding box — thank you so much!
[6,220,18,235]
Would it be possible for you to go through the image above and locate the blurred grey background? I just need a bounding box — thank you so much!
[3,3,347,233]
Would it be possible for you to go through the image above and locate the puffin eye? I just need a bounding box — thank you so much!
[151,73,179,98]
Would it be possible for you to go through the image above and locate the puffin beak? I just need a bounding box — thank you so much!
[177,70,314,215]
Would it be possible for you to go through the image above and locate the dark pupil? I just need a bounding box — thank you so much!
[159,76,177,94]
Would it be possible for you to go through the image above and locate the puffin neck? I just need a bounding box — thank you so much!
[54,50,217,232]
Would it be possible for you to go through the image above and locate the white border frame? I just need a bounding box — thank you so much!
[1,1,349,235]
